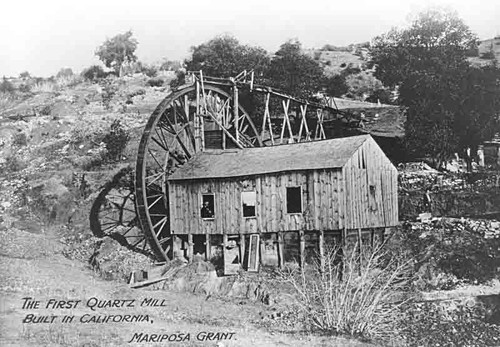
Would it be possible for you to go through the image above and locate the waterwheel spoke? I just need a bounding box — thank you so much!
[147,195,164,209]
[147,148,165,171]
[153,217,168,234]
[146,171,164,187]
[175,98,197,153]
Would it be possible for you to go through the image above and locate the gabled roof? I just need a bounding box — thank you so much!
[168,135,371,181]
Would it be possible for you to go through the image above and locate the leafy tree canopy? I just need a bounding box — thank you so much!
[370,9,499,167]
[267,39,324,98]
[370,9,478,88]
[185,35,269,78]
[95,31,138,75]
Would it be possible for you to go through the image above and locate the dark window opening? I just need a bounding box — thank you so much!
[201,194,215,219]
[286,187,302,213]
[242,191,256,217]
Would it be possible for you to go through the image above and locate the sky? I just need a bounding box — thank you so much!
[1,0,499,77]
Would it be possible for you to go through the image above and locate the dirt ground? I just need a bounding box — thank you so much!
[0,225,373,347]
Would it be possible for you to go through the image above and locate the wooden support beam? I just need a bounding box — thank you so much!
[357,228,363,276]
[239,233,245,269]
[234,85,239,143]
[284,100,294,141]
[298,104,310,142]
[223,233,228,269]
[205,108,244,149]
[172,235,180,260]
[187,234,193,263]
[259,233,265,267]
[194,83,200,152]
[319,230,325,273]
[371,228,375,249]
[277,232,284,269]
[280,99,294,144]
[357,228,362,253]
[265,93,274,145]
[299,230,305,268]
[315,109,326,140]
[205,234,211,261]
[261,92,270,140]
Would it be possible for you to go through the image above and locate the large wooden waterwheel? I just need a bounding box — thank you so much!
[134,81,262,261]
[90,72,341,262]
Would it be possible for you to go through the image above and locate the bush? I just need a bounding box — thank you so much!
[31,80,56,93]
[101,81,118,109]
[137,63,158,77]
[280,243,411,341]
[18,84,31,93]
[146,77,164,87]
[480,50,495,60]
[0,78,14,93]
[56,68,74,78]
[56,74,83,88]
[2,154,27,173]
[160,59,181,71]
[102,120,130,161]
[169,69,186,89]
[19,71,31,79]
[81,65,107,81]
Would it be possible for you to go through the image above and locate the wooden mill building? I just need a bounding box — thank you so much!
[168,134,398,271]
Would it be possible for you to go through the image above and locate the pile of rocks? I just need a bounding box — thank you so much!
[410,216,500,239]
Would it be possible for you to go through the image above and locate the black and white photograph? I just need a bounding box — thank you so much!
[1,0,499,346]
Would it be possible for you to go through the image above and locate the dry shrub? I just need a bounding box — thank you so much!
[280,242,412,341]
[56,74,83,88]
[32,80,56,93]
[0,92,16,110]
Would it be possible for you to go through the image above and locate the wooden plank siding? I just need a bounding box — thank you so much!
[168,136,398,235]
[342,136,398,229]
[169,168,346,235]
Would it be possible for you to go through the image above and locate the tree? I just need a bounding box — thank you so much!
[370,9,500,167]
[56,68,74,78]
[323,74,348,97]
[267,39,324,98]
[371,9,477,89]
[344,71,388,102]
[95,31,138,75]
[19,71,31,79]
[185,35,269,78]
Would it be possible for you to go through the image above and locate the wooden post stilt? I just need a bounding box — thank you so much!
[357,228,363,276]
[187,233,193,262]
[319,230,325,273]
[371,228,375,249]
[172,234,180,259]
[205,234,211,261]
[234,85,239,144]
[299,230,305,268]
[340,228,347,280]
[357,228,362,253]
[259,233,265,267]
[277,232,284,269]
[239,233,245,269]
[223,234,228,268]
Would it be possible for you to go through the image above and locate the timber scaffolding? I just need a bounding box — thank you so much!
[184,69,354,148]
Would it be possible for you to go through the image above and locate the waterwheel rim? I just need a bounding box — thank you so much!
[89,166,153,257]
